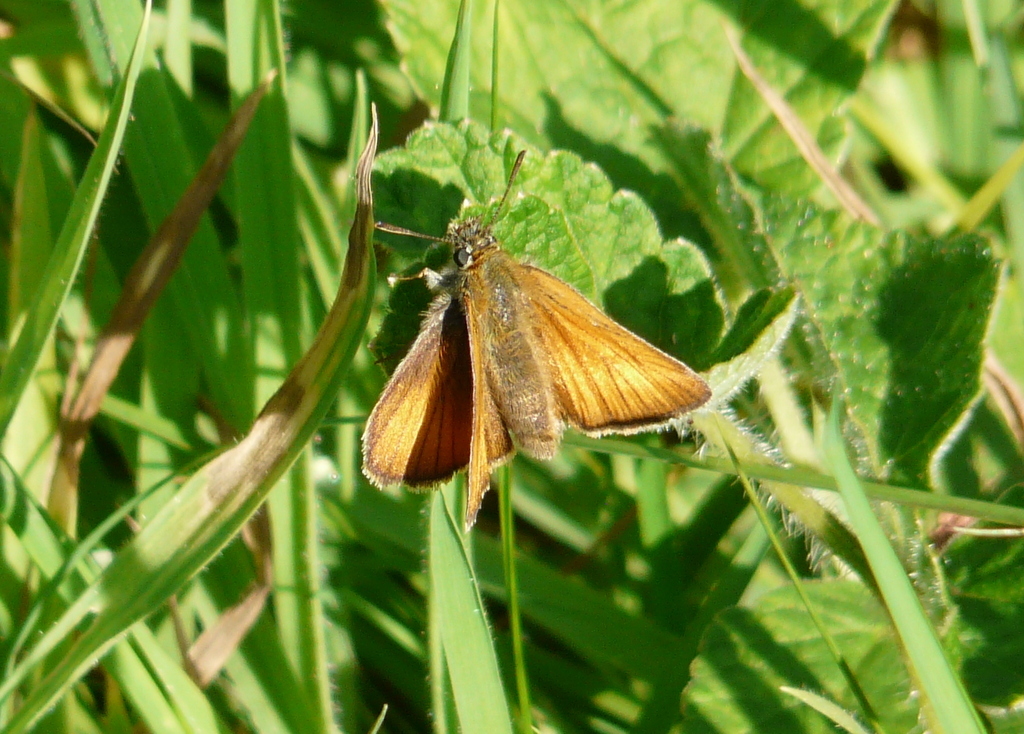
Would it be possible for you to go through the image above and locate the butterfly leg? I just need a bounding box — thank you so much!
[387,267,463,295]
[386,267,437,286]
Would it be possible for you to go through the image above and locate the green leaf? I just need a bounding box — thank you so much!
[945,531,1024,707]
[710,287,797,367]
[766,198,999,480]
[682,581,919,734]
[721,0,895,193]
[381,0,891,206]
[657,121,781,299]
[699,289,798,408]
[371,120,724,369]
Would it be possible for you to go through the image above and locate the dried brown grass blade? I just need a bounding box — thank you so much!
[186,582,272,687]
[929,352,1024,550]
[983,351,1024,450]
[724,26,880,226]
[168,507,272,686]
[49,70,279,529]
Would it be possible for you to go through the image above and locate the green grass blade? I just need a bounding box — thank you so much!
[955,136,1024,231]
[566,434,1024,527]
[490,0,500,130]
[781,687,874,734]
[367,705,389,734]
[498,465,532,733]
[4,104,62,507]
[823,399,985,734]
[0,107,380,734]
[720,419,881,731]
[429,488,513,734]
[296,138,347,306]
[100,394,192,450]
[0,4,149,438]
[960,0,989,69]
[0,457,217,734]
[225,1,334,730]
[439,0,473,122]
[71,0,253,432]
[2,468,181,678]
[164,0,193,93]
[429,545,456,734]
[112,630,220,734]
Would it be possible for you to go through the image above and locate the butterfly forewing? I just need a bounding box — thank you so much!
[362,297,474,487]
[517,264,711,434]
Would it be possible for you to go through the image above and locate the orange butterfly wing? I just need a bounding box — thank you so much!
[362,297,475,488]
[516,264,711,434]
[463,287,516,527]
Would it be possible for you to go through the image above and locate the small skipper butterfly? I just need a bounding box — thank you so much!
[363,152,711,528]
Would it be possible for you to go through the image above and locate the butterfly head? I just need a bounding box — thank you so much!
[376,151,526,271]
[448,150,527,270]
[447,216,497,270]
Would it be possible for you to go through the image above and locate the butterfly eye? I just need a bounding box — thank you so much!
[454,248,472,268]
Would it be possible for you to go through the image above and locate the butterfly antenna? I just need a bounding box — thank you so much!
[375,221,451,244]
[484,150,526,229]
